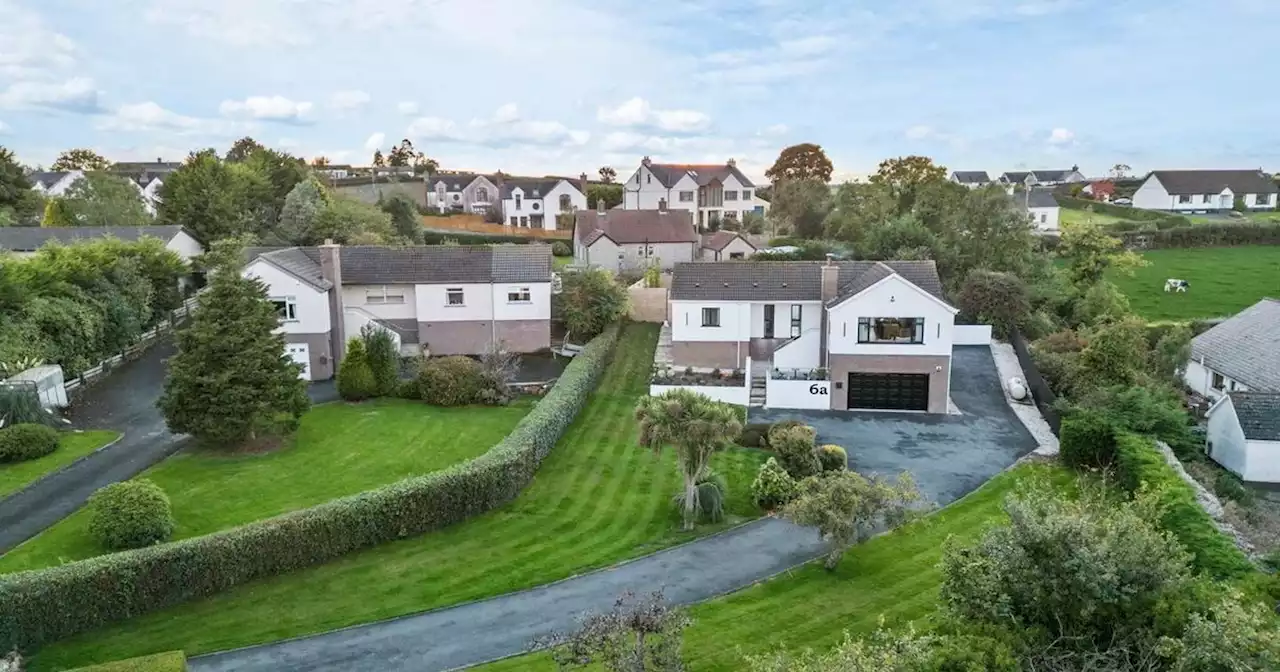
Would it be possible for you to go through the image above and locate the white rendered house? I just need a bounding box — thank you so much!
[622,157,766,228]
[1132,170,1278,212]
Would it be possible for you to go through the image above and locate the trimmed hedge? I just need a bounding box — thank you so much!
[1056,195,1167,221]
[420,230,554,246]
[67,651,186,671]
[1112,433,1254,580]
[1121,222,1280,249]
[0,423,60,463]
[1059,412,1117,470]
[0,325,621,652]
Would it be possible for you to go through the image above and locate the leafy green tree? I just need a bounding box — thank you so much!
[766,143,834,183]
[0,146,41,224]
[823,181,897,244]
[225,136,266,163]
[40,198,76,227]
[1071,278,1131,327]
[746,627,1016,672]
[937,186,1039,286]
[158,150,255,243]
[381,192,422,243]
[314,196,394,244]
[242,147,308,218]
[539,591,689,672]
[158,241,310,447]
[1058,216,1145,288]
[360,324,400,397]
[336,337,376,401]
[956,270,1030,338]
[60,173,152,227]
[556,268,627,340]
[782,470,923,569]
[1150,324,1192,384]
[767,179,831,238]
[860,214,939,261]
[372,149,385,167]
[586,183,624,209]
[51,148,110,171]
[635,389,743,530]
[1079,317,1149,388]
[277,176,331,245]
[869,155,947,211]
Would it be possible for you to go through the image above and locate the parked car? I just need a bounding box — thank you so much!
[1113,198,1133,206]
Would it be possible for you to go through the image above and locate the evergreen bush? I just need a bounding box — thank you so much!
[1059,411,1117,470]
[87,480,175,551]
[751,457,797,510]
[816,444,848,472]
[336,339,376,401]
[417,356,484,406]
[360,326,400,397]
[0,423,59,463]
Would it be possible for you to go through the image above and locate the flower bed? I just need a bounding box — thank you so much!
[651,366,746,388]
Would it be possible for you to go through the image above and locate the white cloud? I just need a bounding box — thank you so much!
[277,137,300,148]
[397,101,420,116]
[0,120,9,134]
[406,117,462,141]
[95,101,239,136]
[0,78,103,113]
[407,104,589,148]
[219,95,313,123]
[905,125,935,140]
[1048,127,1076,145]
[492,103,521,124]
[0,0,79,78]
[328,90,370,112]
[597,97,711,133]
[759,123,789,137]
[363,132,386,150]
[701,31,840,87]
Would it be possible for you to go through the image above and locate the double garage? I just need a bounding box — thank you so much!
[827,353,951,415]
[846,372,930,411]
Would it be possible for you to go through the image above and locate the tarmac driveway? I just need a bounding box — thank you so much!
[751,345,1037,506]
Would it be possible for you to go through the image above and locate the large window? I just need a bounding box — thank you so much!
[515,195,523,210]
[1257,194,1273,206]
[507,287,531,303]
[1178,194,1193,203]
[856,317,925,344]
[365,286,405,304]
[790,304,802,338]
[270,296,298,322]
[1203,194,1215,203]
[559,194,572,211]
[701,307,721,327]
[476,186,489,202]
[724,190,738,201]
[742,189,752,200]
[679,191,694,202]
[446,288,465,306]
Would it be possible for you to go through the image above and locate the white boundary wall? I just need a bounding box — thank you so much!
[649,384,749,406]
[954,325,993,345]
[765,378,831,410]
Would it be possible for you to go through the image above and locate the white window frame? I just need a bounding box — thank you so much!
[271,296,298,322]
[507,286,532,303]
[1178,194,1193,203]
[445,287,465,306]
[742,189,752,200]
[701,307,720,327]
[679,191,694,202]
[365,286,405,305]
[724,190,738,201]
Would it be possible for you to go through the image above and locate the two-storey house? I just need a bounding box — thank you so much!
[243,243,553,381]
[1010,187,1061,232]
[501,178,587,229]
[28,171,84,197]
[1133,170,1278,212]
[573,202,698,272]
[426,173,501,214]
[622,157,767,228]
[668,259,957,413]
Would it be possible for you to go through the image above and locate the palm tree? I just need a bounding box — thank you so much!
[635,389,742,530]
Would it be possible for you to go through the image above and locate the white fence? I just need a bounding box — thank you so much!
[765,378,831,410]
[954,324,993,346]
[649,384,749,407]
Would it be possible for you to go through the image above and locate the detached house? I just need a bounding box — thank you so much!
[0,225,203,261]
[242,244,553,380]
[501,177,588,230]
[668,259,958,413]
[28,171,84,197]
[1205,392,1280,483]
[1184,298,1280,398]
[950,171,991,188]
[699,231,757,261]
[1132,170,1278,212]
[999,167,1086,187]
[574,204,698,272]
[426,173,501,214]
[623,157,767,228]
[1010,187,1061,232]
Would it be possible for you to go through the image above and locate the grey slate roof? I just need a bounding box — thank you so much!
[952,171,990,184]
[1228,392,1280,441]
[646,162,756,188]
[1191,298,1280,391]
[1001,171,1033,184]
[1010,187,1060,210]
[1149,170,1278,196]
[577,210,697,245]
[0,225,187,252]
[427,173,490,192]
[260,248,331,291]
[500,178,563,200]
[700,230,755,252]
[670,260,948,304]
[28,171,73,187]
[492,245,553,282]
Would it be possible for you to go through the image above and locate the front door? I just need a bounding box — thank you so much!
[763,304,775,339]
[847,373,929,411]
[1220,194,1231,209]
[285,343,311,380]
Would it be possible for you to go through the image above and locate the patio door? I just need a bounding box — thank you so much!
[763,304,775,338]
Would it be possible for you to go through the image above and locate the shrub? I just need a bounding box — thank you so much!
[751,457,797,510]
[417,356,484,406]
[1058,411,1117,470]
[771,424,821,479]
[336,338,376,402]
[956,270,1030,338]
[394,378,419,400]
[736,423,772,448]
[556,268,627,340]
[1112,433,1253,579]
[1213,470,1254,507]
[1120,222,1280,249]
[0,326,621,652]
[0,384,57,428]
[0,423,59,463]
[360,325,400,397]
[673,470,727,524]
[551,241,571,257]
[766,419,805,442]
[816,444,847,472]
[87,480,175,551]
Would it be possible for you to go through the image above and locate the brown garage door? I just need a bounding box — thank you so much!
[847,373,929,411]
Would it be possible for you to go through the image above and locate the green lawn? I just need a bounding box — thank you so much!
[0,399,530,573]
[553,255,574,269]
[1060,207,1135,228]
[0,430,119,498]
[476,462,1077,672]
[30,323,769,670]
[1106,246,1280,321]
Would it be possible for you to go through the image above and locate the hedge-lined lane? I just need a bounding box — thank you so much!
[0,400,531,573]
[0,431,120,499]
[30,323,768,670]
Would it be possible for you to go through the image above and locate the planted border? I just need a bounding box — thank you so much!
[0,326,620,652]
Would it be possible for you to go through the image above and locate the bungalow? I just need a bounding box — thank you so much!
[573,203,698,272]
[1205,392,1280,483]
[1132,170,1277,212]
[949,171,991,188]
[1183,298,1280,398]
[699,231,757,261]
[1010,187,1061,232]
[0,225,203,261]
[999,167,1086,187]
[28,171,84,197]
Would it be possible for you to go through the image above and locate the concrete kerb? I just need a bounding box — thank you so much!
[989,341,1059,457]
[0,432,124,506]
[190,516,823,667]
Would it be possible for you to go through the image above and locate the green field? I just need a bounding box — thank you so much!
[0,430,120,498]
[30,324,769,670]
[553,255,573,269]
[0,399,531,573]
[477,462,1076,672]
[1060,207,1134,228]
[1106,246,1280,321]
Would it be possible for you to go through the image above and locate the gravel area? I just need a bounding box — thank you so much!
[990,341,1059,456]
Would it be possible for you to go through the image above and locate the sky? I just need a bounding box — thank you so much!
[1,0,1277,183]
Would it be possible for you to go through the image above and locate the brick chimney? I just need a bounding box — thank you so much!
[726,158,736,168]
[579,172,588,195]
[319,239,346,369]
[819,254,838,358]
[641,155,652,167]
[596,198,606,215]
[658,197,667,213]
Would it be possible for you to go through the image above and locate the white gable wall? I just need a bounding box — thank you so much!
[164,231,204,261]
[1207,397,1250,477]
[243,259,331,334]
[827,275,956,357]
[671,301,751,342]
[1028,206,1060,232]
